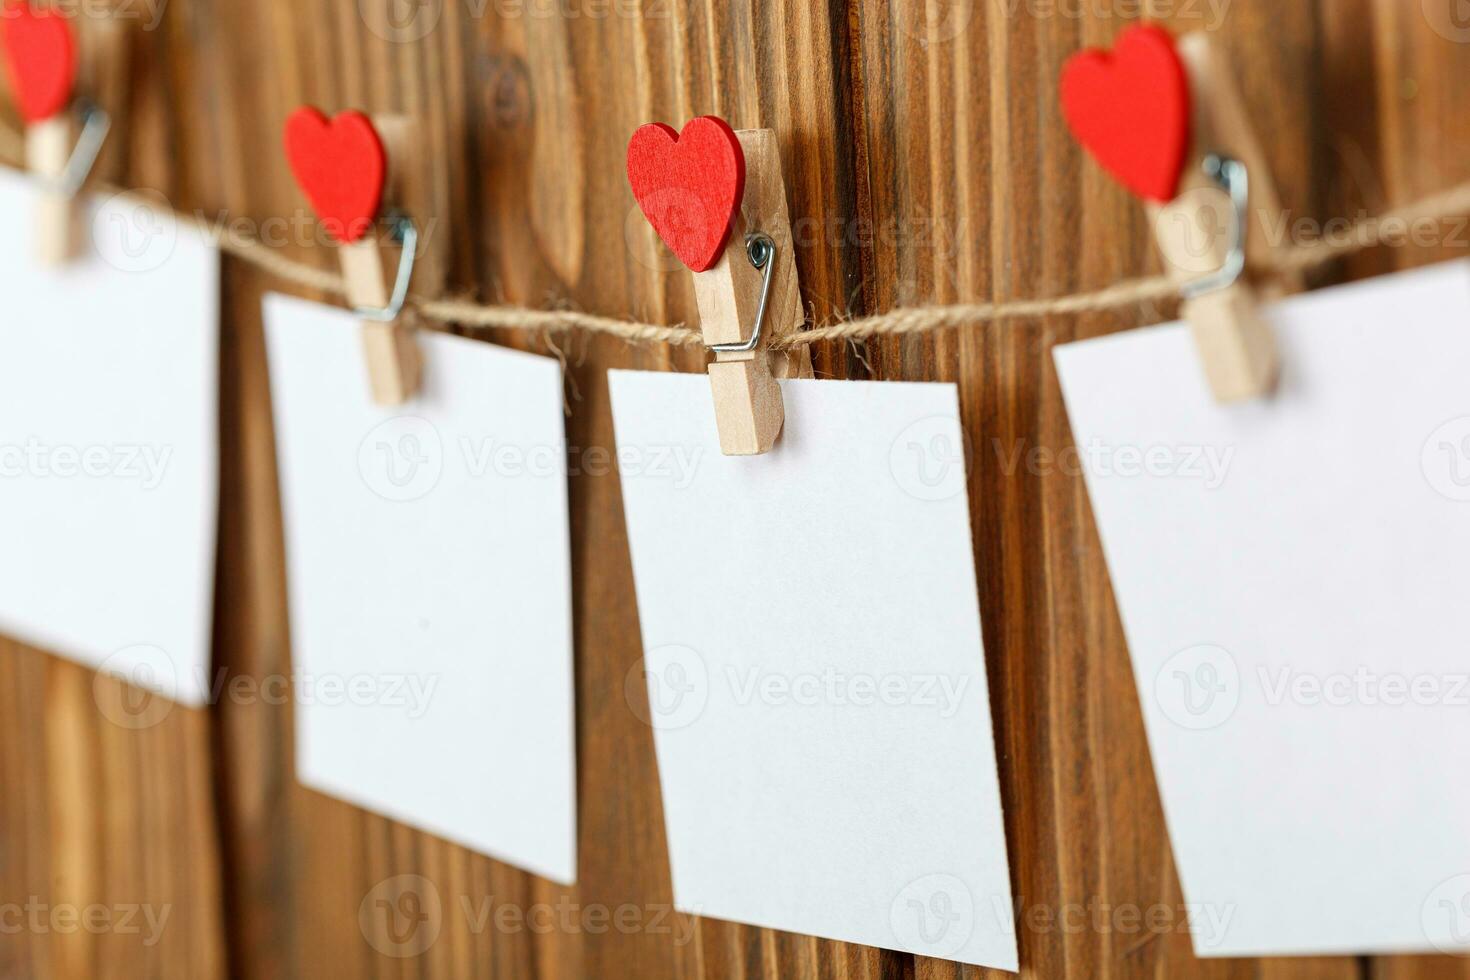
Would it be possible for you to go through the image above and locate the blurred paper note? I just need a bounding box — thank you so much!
[1054,259,1470,957]
[0,170,218,707]
[265,294,576,884]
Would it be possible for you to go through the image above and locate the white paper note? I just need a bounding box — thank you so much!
[264,294,576,884]
[609,371,1017,972]
[0,170,218,705]
[1053,259,1470,957]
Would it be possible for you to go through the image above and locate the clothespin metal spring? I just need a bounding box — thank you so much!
[1180,155,1248,301]
[708,232,776,354]
[351,211,417,324]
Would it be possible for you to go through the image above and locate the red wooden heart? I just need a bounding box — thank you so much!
[1060,25,1191,203]
[0,2,76,124]
[626,116,745,273]
[283,107,386,245]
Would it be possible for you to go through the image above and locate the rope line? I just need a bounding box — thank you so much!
[4,119,1469,351]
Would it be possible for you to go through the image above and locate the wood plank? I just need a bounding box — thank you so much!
[0,639,227,979]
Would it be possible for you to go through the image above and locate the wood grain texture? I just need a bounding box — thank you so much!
[3,0,1470,977]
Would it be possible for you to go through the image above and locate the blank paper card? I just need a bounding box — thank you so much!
[0,170,218,706]
[1054,259,1470,957]
[611,371,1017,971]
[265,294,576,884]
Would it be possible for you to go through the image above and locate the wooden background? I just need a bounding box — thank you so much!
[2,0,1469,977]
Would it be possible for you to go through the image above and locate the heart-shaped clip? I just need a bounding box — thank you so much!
[626,120,812,455]
[284,107,425,405]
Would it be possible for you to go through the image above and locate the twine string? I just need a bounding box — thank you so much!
[4,118,1470,350]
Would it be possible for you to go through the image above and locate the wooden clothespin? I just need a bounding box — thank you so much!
[627,116,811,455]
[1061,25,1287,401]
[1,2,120,263]
[284,108,428,405]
